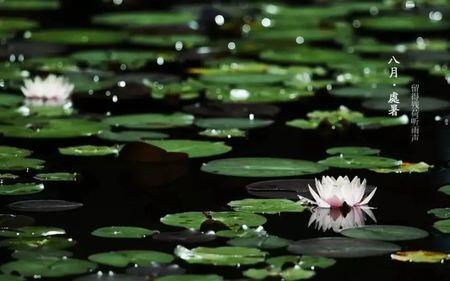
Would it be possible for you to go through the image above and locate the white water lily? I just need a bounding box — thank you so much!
[299,176,376,208]
[308,206,376,233]
[21,75,74,101]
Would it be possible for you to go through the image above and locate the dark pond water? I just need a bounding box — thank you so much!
[0,0,450,280]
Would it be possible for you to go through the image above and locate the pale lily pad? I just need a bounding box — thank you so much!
[438,185,450,195]
[371,162,432,173]
[8,200,83,212]
[93,11,196,27]
[0,146,32,158]
[326,146,380,156]
[58,145,120,157]
[288,237,400,258]
[99,130,168,142]
[201,157,327,177]
[228,235,290,249]
[341,225,428,241]
[360,15,450,32]
[391,251,449,263]
[0,226,65,238]
[195,118,273,130]
[199,129,246,138]
[104,113,194,129]
[88,250,173,267]
[145,140,231,158]
[433,219,450,233]
[0,94,23,107]
[91,226,157,239]
[0,158,45,171]
[0,257,97,277]
[28,29,126,45]
[228,198,305,214]
[206,86,312,103]
[0,183,44,195]
[34,172,78,181]
[319,155,401,169]
[0,237,75,250]
[0,0,59,10]
[160,211,266,230]
[428,208,450,219]
[175,245,266,266]
[155,275,223,281]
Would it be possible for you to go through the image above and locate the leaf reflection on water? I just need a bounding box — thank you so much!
[308,207,376,233]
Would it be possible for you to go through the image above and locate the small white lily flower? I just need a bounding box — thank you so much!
[299,176,377,208]
[21,74,74,101]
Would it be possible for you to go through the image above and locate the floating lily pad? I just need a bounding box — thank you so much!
[155,275,223,281]
[201,157,327,177]
[160,211,266,230]
[93,11,196,27]
[371,162,432,173]
[200,73,286,85]
[288,237,400,258]
[126,263,185,278]
[0,274,24,281]
[199,129,246,138]
[261,49,357,65]
[195,118,273,130]
[24,57,79,73]
[147,79,203,100]
[0,173,18,180]
[0,158,45,171]
[104,113,194,129]
[12,249,72,259]
[360,15,450,32]
[319,155,401,169]
[206,86,312,103]
[145,140,231,158]
[341,225,428,241]
[34,172,78,181]
[354,115,409,129]
[0,226,65,238]
[153,230,215,244]
[0,94,23,108]
[58,145,119,157]
[99,130,168,142]
[228,198,305,214]
[438,185,450,195]
[363,97,450,112]
[74,274,149,281]
[215,227,267,239]
[268,255,336,270]
[0,17,38,31]
[175,245,266,266]
[183,102,280,118]
[326,146,380,156]
[0,0,59,10]
[391,251,449,263]
[28,29,126,45]
[0,119,104,138]
[88,250,173,267]
[0,146,32,158]
[433,219,450,233]
[130,34,208,48]
[0,236,75,250]
[330,86,409,99]
[0,183,44,195]
[428,208,450,219]
[0,257,97,277]
[91,226,157,239]
[0,214,34,228]
[243,266,315,280]
[8,200,83,212]
[228,235,290,249]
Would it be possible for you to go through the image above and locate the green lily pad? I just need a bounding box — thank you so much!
[0,258,97,278]
[319,155,401,169]
[145,140,231,158]
[0,94,23,108]
[0,17,38,31]
[360,15,450,32]
[215,227,267,238]
[0,118,104,138]
[228,235,290,249]
[439,185,450,195]
[341,225,428,241]
[160,211,267,230]
[88,250,173,267]
[261,48,357,65]
[371,162,432,173]
[28,29,126,45]
[155,275,223,281]
[326,146,380,156]
[93,11,196,28]
[104,113,194,129]
[58,145,119,157]
[433,219,450,233]
[0,237,75,250]
[34,172,78,181]
[0,158,45,171]
[0,274,24,281]
[244,266,315,280]
[206,86,312,103]
[98,130,168,142]
[0,183,44,195]
[201,157,327,177]
[391,251,450,263]
[195,118,273,130]
[12,249,72,260]
[199,128,246,138]
[0,174,18,180]
[130,34,208,48]
[0,0,59,10]
[228,198,305,214]
[91,226,157,239]
[0,226,65,238]
[0,146,32,158]
[362,97,450,112]
[428,208,450,219]
[175,245,267,266]
[146,79,203,100]
[67,72,116,93]
[24,57,80,73]
[354,115,409,129]
[286,107,364,130]
[330,86,409,99]
[200,73,286,85]
[266,255,336,270]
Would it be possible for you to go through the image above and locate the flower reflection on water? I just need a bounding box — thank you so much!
[308,207,377,233]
